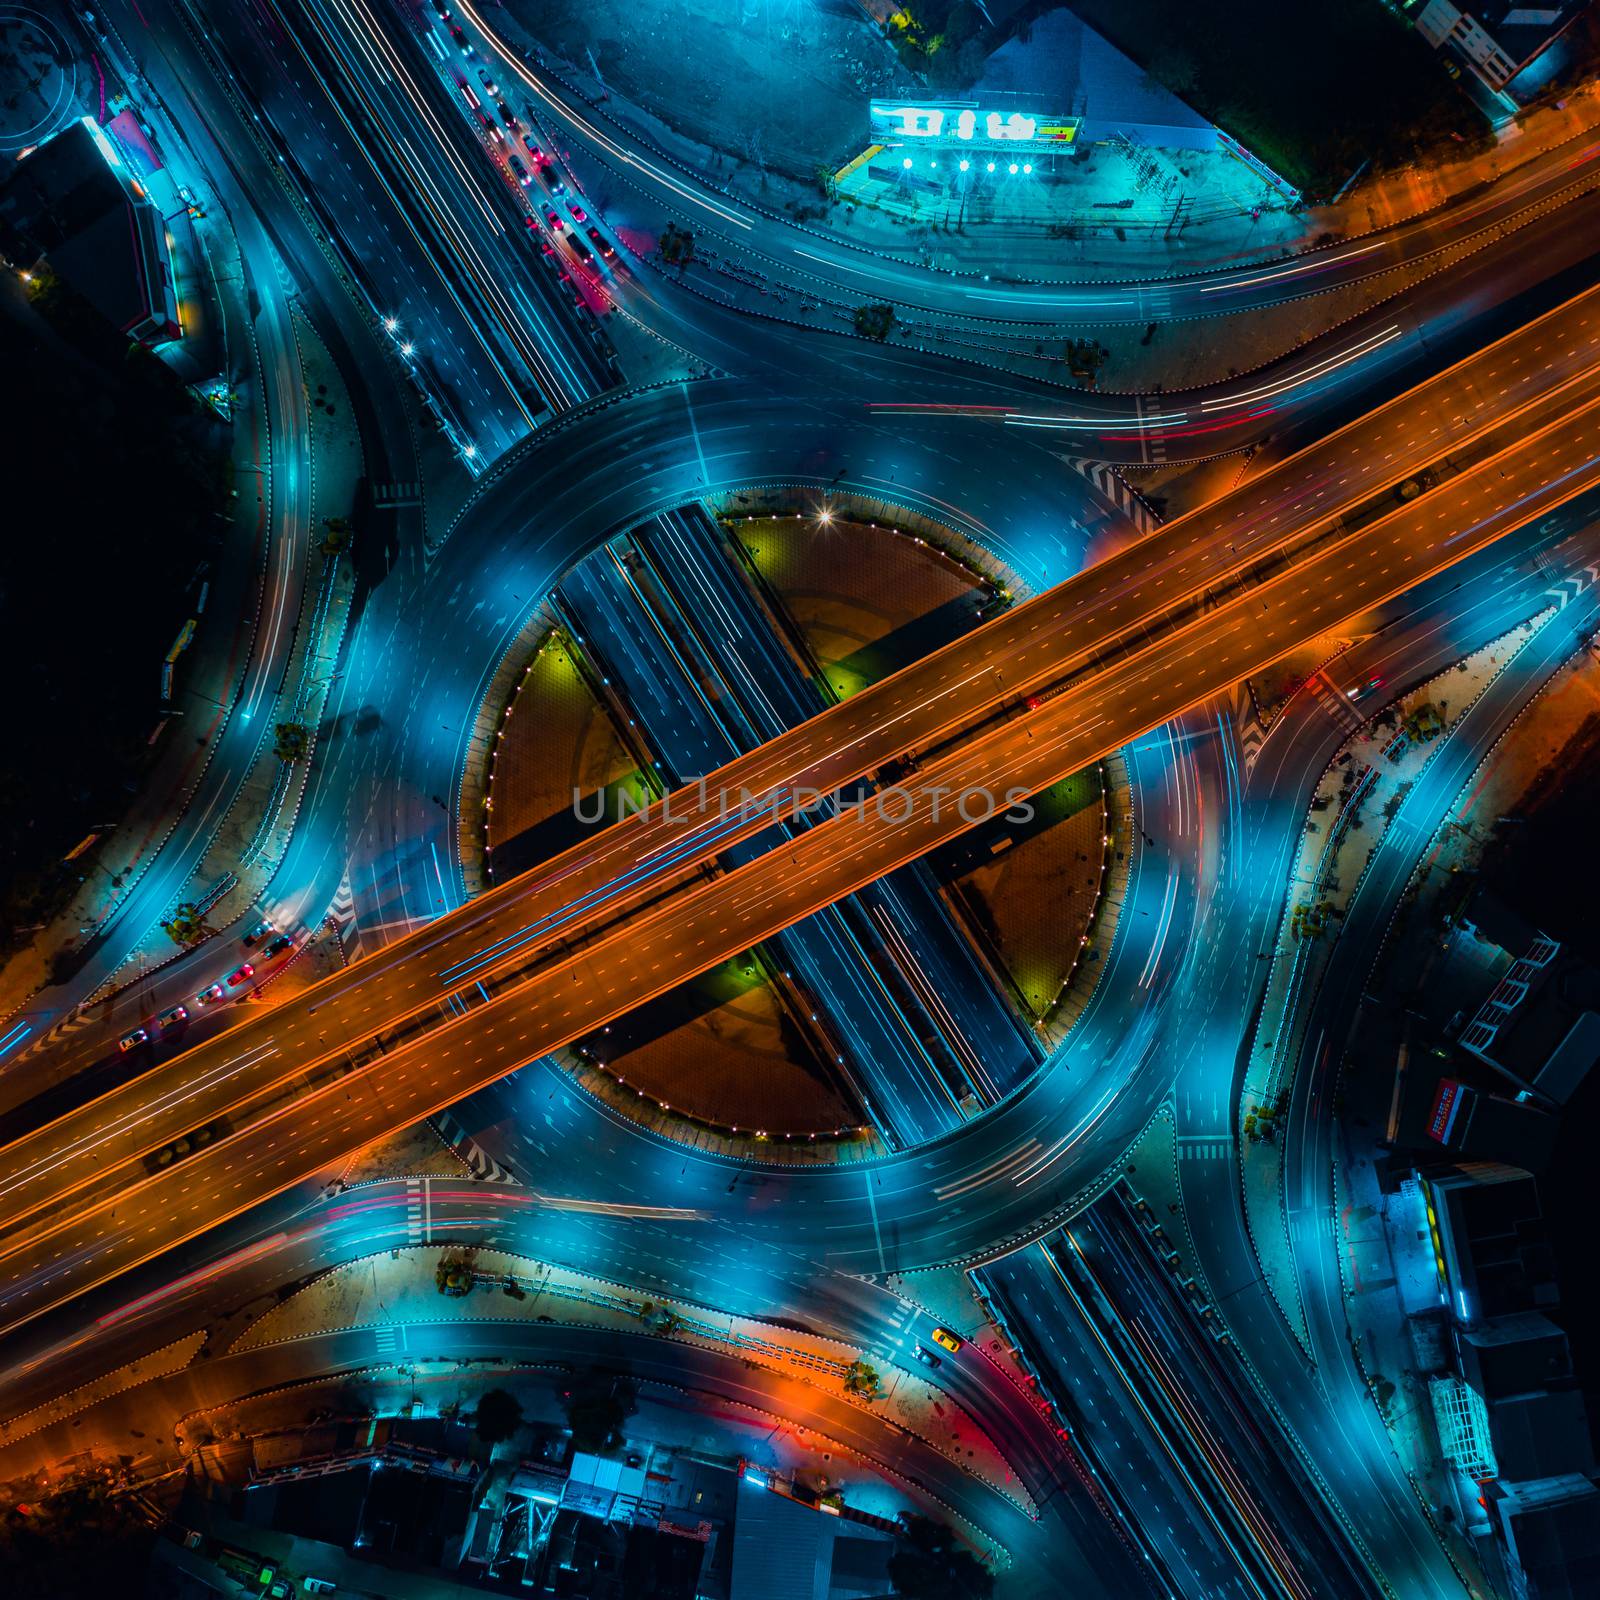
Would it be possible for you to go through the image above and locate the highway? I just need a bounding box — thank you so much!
[4,293,1600,1342]
[983,1202,1369,1600]
[562,510,1030,1141]
[13,18,1600,1088]
[11,6,1600,1592]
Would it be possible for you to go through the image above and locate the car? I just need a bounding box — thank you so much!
[569,235,594,265]
[930,1326,964,1354]
[118,1028,149,1052]
[449,23,471,55]
[538,161,565,194]
[476,68,498,96]
[507,154,531,186]
[159,1005,189,1028]
[1348,675,1384,700]
[243,919,274,947]
[263,934,292,958]
[430,0,450,16]
[544,207,565,231]
[226,964,255,987]
[586,226,615,260]
[911,1344,941,1369]
[498,102,517,127]
[522,135,542,158]
[569,205,588,224]
[195,983,225,1005]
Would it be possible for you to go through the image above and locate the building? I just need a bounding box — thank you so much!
[1415,1163,1600,1598]
[729,1473,895,1600]
[0,118,180,344]
[971,6,1215,150]
[1406,0,1592,104]
[1452,891,1600,1110]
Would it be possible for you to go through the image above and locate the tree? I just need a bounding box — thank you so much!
[562,1370,636,1454]
[274,721,310,763]
[636,1300,684,1335]
[843,1359,882,1400]
[473,1387,524,1444]
[659,222,695,268]
[162,901,208,948]
[0,1479,158,1599]
[1066,338,1110,385]
[889,1516,995,1599]
[435,1254,475,1297]
[321,515,352,555]
[853,303,896,341]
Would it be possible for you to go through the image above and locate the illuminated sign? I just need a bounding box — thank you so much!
[1427,1078,1472,1143]
[870,101,1078,149]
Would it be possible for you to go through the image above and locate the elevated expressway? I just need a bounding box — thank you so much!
[3,287,1600,1339]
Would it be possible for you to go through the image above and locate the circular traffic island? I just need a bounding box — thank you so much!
[480,498,1125,1160]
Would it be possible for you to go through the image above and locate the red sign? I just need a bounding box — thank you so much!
[1428,1079,1467,1143]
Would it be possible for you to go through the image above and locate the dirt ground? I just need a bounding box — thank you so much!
[727,515,987,695]
[939,771,1108,1021]
[487,630,648,880]
[509,0,911,185]
[573,957,858,1135]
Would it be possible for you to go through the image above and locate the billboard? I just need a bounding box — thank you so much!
[870,101,1079,149]
[1427,1078,1474,1144]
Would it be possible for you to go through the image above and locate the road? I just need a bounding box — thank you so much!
[449,0,1600,332]
[11,5,1600,1592]
[3,291,1600,1343]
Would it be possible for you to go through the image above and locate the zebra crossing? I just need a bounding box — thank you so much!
[1057,456,1160,534]
[371,479,424,509]
[405,1178,428,1244]
[1177,1135,1232,1161]
[1310,671,1370,736]
[1287,1209,1327,1244]
[1133,395,1169,464]
[432,1110,520,1184]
